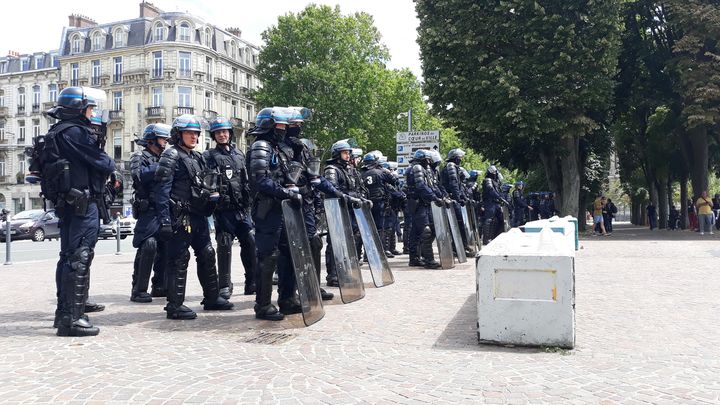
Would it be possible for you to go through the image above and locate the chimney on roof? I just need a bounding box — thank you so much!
[68,14,97,28]
[140,1,163,18]
[7,51,20,58]
[227,27,242,38]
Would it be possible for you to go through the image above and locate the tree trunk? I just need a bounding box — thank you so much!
[559,135,581,219]
[538,148,563,210]
[667,177,674,210]
[657,179,668,229]
[680,175,688,230]
[687,126,709,198]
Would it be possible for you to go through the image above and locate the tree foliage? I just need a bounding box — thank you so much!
[416,0,622,217]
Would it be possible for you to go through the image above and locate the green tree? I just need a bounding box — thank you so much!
[416,0,623,220]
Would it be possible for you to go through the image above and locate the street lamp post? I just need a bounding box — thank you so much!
[397,108,412,132]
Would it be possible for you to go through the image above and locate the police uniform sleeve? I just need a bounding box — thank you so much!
[248,140,295,200]
[413,164,439,203]
[58,126,116,175]
[153,147,179,224]
[314,176,344,198]
[445,163,463,201]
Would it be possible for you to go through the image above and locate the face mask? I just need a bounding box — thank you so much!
[287,127,301,137]
[274,128,287,138]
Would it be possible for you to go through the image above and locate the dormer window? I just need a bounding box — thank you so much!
[113,28,126,48]
[205,28,212,46]
[179,22,191,42]
[245,48,251,65]
[230,41,236,58]
[154,23,165,42]
[71,34,82,54]
[92,32,104,51]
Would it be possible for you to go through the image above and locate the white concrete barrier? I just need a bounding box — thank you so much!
[476,227,575,348]
[523,216,578,251]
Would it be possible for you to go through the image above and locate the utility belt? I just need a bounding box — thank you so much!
[131,197,154,219]
[215,194,246,212]
[57,188,91,217]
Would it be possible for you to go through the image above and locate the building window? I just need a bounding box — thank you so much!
[32,119,40,139]
[205,57,213,82]
[0,123,4,140]
[178,51,191,77]
[179,22,191,42]
[113,29,125,48]
[0,62,6,73]
[92,32,103,51]
[52,55,58,68]
[246,73,252,89]
[18,120,25,142]
[32,86,40,111]
[18,154,26,176]
[71,63,79,86]
[0,90,4,107]
[34,57,43,70]
[153,51,163,78]
[245,48,251,65]
[246,104,253,122]
[113,57,122,83]
[152,87,163,107]
[113,129,122,160]
[154,23,165,42]
[205,28,212,46]
[17,88,25,114]
[232,100,238,118]
[0,161,5,176]
[205,91,213,111]
[230,41,236,59]
[22,58,29,71]
[113,91,123,111]
[91,60,101,86]
[48,84,57,102]
[72,35,82,54]
[231,68,237,90]
[178,86,192,107]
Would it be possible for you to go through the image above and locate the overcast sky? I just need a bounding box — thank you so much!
[0,0,423,78]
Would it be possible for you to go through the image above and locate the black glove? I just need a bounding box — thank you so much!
[344,194,362,207]
[158,223,174,241]
[433,199,444,207]
[363,198,373,209]
[289,192,303,208]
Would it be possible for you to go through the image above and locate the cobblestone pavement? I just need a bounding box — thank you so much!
[0,223,718,404]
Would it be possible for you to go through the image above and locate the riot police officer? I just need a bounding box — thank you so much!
[406,150,443,269]
[154,115,234,320]
[482,166,504,244]
[382,161,405,256]
[248,107,305,320]
[129,123,171,303]
[204,117,256,299]
[441,148,471,253]
[324,140,365,286]
[284,110,350,300]
[43,87,116,336]
[361,152,397,256]
[511,181,532,227]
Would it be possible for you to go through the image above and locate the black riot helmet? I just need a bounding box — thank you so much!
[137,123,171,147]
[209,117,234,145]
[170,114,202,146]
[48,86,100,121]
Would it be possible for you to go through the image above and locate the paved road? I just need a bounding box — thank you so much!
[0,237,136,264]
[0,223,718,404]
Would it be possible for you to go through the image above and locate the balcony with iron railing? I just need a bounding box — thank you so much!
[146,106,165,118]
[31,104,40,114]
[91,76,101,86]
[17,105,25,116]
[0,106,8,119]
[178,69,192,78]
[173,106,194,117]
[113,74,123,84]
[151,69,163,79]
[109,110,124,122]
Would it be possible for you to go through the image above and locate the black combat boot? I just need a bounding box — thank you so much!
[254,252,284,321]
[57,248,99,337]
[197,245,234,311]
[216,231,234,300]
[165,251,197,320]
[131,237,156,303]
[278,295,303,315]
[388,232,402,256]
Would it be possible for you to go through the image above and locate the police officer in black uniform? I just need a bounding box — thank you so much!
[382,161,405,256]
[204,117,256,299]
[361,151,397,256]
[441,148,472,253]
[154,115,234,320]
[41,87,116,336]
[511,181,532,227]
[324,140,365,286]
[248,107,306,321]
[406,150,443,269]
[129,123,171,302]
[482,166,504,244]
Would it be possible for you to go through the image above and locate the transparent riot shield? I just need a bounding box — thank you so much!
[446,205,467,263]
[353,201,394,287]
[460,205,477,254]
[468,204,482,252]
[281,200,324,326]
[502,204,511,233]
[323,198,365,303]
[431,202,455,269]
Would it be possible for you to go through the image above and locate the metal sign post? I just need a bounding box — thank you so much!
[115,216,122,255]
[4,218,11,265]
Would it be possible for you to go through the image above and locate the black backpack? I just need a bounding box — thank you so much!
[27,122,77,205]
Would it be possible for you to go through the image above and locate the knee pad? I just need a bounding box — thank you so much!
[139,236,158,256]
[173,249,191,270]
[239,229,256,247]
[216,231,234,248]
[198,244,216,265]
[69,247,93,273]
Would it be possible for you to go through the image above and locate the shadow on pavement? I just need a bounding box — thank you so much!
[432,294,544,354]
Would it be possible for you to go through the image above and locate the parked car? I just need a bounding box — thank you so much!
[98,216,135,240]
[0,209,60,242]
